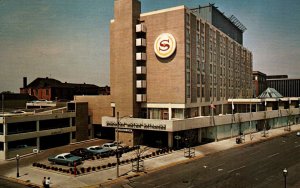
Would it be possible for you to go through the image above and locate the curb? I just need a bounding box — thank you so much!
[0,175,40,188]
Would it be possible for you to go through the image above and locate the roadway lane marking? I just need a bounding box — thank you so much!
[267,152,279,158]
[210,163,224,169]
[295,145,300,148]
[227,165,246,173]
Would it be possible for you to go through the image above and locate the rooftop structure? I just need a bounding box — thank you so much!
[258,88,283,99]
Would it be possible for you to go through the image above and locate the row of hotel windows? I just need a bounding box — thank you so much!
[185,13,252,99]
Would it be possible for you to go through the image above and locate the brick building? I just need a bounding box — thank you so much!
[78,0,254,147]
[20,77,102,101]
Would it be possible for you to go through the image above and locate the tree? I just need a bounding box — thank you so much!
[131,134,149,172]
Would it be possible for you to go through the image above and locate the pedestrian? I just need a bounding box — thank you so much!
[42,177,46,188]
[45,177,51,188]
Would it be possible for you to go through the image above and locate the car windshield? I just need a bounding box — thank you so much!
[94,146,103,150]
[64,154,74,158]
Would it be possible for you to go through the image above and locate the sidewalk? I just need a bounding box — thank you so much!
[3,124,300,188]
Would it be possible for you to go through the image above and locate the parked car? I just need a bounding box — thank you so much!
[86,146,112,156]
[70,148,94,160]
[102,142,118,150]
[48,153,82,166]
[103,142,129,151]
[297,132,300,137]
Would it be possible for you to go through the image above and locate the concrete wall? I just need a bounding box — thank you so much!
[75,102,89,141]
[118,131,134,147]
[103,107,300,133]
[75,95,112,125]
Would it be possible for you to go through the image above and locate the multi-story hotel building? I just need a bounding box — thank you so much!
[109,0,252,119]
[77,0,255,147]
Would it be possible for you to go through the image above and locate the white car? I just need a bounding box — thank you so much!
[102,142,118,150]
[297,132,300,137]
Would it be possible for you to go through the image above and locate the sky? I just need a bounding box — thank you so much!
[0,0,300,92]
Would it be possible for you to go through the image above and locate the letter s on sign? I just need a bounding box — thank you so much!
[159,39,170,51]
[154,33,176,58]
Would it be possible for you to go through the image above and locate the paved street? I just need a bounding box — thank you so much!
[113,133,300,188]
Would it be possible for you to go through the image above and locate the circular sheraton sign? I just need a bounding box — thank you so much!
[154,33,176,58]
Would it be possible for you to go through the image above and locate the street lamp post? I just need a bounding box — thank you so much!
[283,168,288,188]
[16,154,20,178]
[115,112,132,178]
[116,112,120,178]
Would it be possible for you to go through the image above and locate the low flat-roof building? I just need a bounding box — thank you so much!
[0,102,91,160]
[253,71,300,97]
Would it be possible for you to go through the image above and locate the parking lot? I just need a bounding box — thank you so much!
[35,144,159,176]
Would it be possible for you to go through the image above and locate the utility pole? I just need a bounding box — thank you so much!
[116,112,120,178]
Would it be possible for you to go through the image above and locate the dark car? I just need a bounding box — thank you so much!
[87,145,113,157]
[70,148,94,160]
[48,153,82,166]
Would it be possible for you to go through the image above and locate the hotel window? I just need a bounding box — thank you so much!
[186,28,190,41]
[197,87,200,97]
[186,43,190,54]
[201,74,205,84]
[201,36,204,46]
[186,13,190,25]
[196,35,200,44]
[196,47,200,57]
[186,72,190,83]
[201,49,205,61]
[202,63,205,72]
[186,86,190,98]
[210,64,212,74]
[197,74,200,84]
[210,88,212,97]
[202,87,205,97]
[186,57,190,69]
[197,60,200,71]
[197,20,200,31]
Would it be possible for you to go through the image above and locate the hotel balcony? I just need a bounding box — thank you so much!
[136,23,147,33]
[136,94,147,102]
[136,80,147,88]
[136,66,146,74]
[136,52,147,61]
[136,38,146,47]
